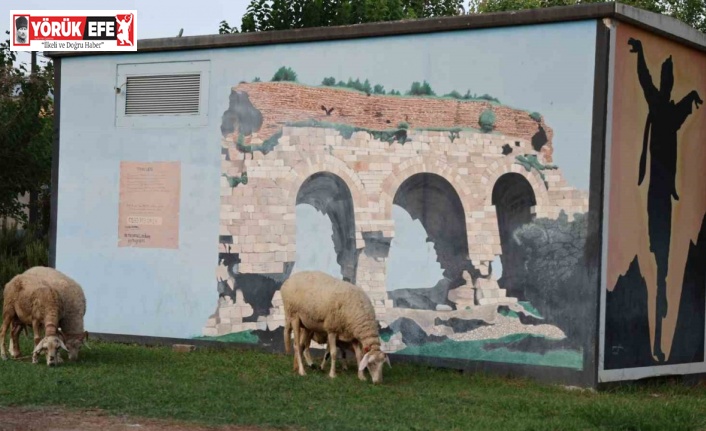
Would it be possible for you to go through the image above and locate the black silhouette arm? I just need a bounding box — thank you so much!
[674,90,703,128]
[628,38,658,106]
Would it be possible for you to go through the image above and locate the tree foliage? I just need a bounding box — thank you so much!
[468,0,703,32]
[221,0,704,34]
[220,0,464,33]
[0,31,54,229]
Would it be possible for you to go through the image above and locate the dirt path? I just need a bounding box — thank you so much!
[0,406,278,431]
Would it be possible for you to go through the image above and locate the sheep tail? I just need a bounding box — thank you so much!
[283,316,292,354]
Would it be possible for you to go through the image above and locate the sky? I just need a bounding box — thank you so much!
[2,0,250,68]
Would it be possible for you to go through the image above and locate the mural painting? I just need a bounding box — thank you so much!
[198,25,598,371]
[603,23,706,371]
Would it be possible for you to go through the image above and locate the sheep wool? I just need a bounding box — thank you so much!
[281,270,381,352]
[281,270,390,383]
[23,266,87,361]
[24,267,86,336]
[1,272,68,365]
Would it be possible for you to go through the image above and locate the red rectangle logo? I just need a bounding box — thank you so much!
[11,10,137,51]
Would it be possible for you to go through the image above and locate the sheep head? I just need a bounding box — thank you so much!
[32,335,68,366]
[358,346,391,384]
[61,330,89,361]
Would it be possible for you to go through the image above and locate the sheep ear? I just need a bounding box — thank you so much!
[385,355,391,368]
[32,339,46,355]
[359,352,371,371]
[59,339,69,352]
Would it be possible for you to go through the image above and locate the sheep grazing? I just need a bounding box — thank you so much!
[23,266,88,361]
[1,273,68,366]
[281,270,391,383]
[298,328,357,371]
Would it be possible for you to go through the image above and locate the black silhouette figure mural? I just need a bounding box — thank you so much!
[628,37,702,362]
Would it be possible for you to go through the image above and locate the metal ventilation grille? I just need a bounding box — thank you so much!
[125,74,201,115]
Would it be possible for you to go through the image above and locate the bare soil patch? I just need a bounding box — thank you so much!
[0,406,277,431]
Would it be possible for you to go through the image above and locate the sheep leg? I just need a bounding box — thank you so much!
[300,326,313,371]
[293,326,315,370]
[10,322,23,359]
[320,350,328,371]
[301,329,315,368]
[0,315,11,361]
[32,321,42,347]
[291,322,298,371]
[31,320,42,364]
[290,319,300,372]
[340,345,348,371]
[291,319,306,376]
[327,332,338,379]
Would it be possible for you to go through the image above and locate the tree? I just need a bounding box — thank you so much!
[218,20,239,34]
[221,0,703,34]
[221,0,465,32]
[467,0,704,33]
[0,31,54,231]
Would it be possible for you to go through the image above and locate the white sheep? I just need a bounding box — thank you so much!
[281,270,390,383]
[1,273,69,366]
[23,266,88,361]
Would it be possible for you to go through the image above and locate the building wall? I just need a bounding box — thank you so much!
[600,21,706,382]
[56,53,223,338]
[57,19,600,381]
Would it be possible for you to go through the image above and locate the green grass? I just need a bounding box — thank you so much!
[2,336,706,431]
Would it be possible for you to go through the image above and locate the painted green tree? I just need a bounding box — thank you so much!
[220,0,704,34]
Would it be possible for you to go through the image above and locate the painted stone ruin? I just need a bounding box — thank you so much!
[202,73,590,370]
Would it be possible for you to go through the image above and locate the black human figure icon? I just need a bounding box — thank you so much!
[628,37,702,362]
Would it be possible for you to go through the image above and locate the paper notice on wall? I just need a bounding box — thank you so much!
[118,161,181,249]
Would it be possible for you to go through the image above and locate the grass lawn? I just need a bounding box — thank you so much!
[1,336,705,431]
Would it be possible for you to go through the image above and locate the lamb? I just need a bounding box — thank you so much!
[298,328,357,372]
[281,270,391,383]
[1,273,68,366]
[23,266,88,361]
